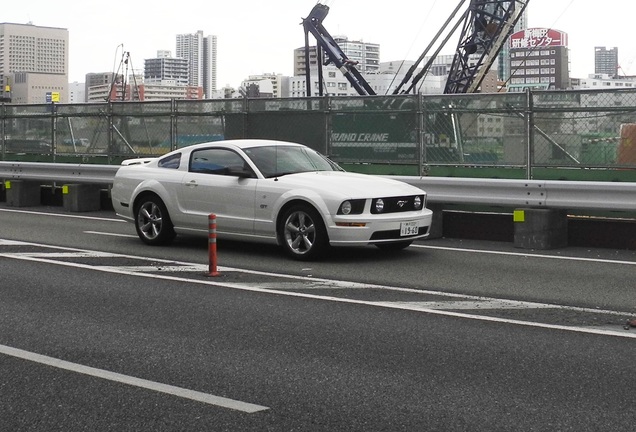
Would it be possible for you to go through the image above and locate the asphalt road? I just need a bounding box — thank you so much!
[1,205,636,431]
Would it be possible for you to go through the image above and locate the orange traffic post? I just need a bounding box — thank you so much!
[208,213,220,277]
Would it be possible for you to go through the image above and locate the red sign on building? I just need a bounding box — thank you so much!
[510,28,568,49]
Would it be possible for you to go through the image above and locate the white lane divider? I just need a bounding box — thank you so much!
[1,239,635,341]
[0,344,268,413]
[384,300,561,310]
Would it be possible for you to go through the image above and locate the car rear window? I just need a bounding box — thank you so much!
[158,153,181,169]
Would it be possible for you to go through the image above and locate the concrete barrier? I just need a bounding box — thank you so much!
[5,180,40,207]
[513,208,568,250]
[62,184,102,212]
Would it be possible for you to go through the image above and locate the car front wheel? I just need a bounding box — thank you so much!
[135,195,175,246]
[279,204,328,260]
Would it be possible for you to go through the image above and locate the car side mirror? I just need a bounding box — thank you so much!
[227,166,255,179]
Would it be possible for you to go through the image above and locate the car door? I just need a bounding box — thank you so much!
[178,147,257,235]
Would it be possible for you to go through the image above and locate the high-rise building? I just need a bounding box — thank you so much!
[0,22,69,104]
[499,5,529,82]
[595,46,618,78]
[176,31,217,98]
[203,35,217,96]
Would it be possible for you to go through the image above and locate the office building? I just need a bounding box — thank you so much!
[289,66,354,97]
[87,81,202,102]
[85,72,123,103]
[572,73,636,89]
[507,28,570,92]
[176,31,217,98]
[333,37,379,74]
[68,81,85,103]
[240,73,286,98]
[0,22,68,104]
[144,51,189,86]
[293,37,380,77]
[595,46,618,78]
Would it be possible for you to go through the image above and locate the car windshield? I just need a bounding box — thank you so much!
[244,145,342,178]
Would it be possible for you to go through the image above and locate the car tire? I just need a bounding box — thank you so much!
[375,241,412,251]
[279,204,328,260]
[134,195,176,246]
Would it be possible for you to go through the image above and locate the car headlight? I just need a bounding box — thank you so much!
[375,198,384,213]
[337,199,365,215]
[414,195,422,210]
[341,201,352,215]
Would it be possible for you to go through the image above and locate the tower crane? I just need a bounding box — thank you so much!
[301,0,530,96]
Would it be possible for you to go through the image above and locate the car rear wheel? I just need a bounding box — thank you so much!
[375,241,413,251]
[135,195,175,245]
[279,204,328,260]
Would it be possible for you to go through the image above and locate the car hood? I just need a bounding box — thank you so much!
[274,171,424,198]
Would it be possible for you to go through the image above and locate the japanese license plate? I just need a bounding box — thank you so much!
[400,221,419,236]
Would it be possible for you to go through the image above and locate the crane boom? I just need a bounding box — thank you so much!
[301,4,376,96]
[301,0,529,96]
[445,0,530,94]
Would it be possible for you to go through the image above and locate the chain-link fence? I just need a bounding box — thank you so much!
[2,88,636,179]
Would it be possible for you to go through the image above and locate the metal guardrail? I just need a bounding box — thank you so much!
[389,176,636,212]
[1,161,635,212]
[0,161,119,185]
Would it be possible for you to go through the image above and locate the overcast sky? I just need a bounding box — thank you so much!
[4,0,633,86]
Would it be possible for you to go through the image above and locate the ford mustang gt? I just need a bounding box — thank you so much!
[111,139,433,260]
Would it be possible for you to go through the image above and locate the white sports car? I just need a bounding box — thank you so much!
[111,139,433,260]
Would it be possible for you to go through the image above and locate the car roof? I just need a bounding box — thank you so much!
[185,139,305,151]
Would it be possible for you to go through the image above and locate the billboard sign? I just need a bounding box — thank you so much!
[330,113,418,163]
[510,28,568,49]
[46,91,60,103]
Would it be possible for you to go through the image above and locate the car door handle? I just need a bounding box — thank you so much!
[186,180,198,187]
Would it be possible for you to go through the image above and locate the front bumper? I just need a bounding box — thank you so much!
[327,208,434,246]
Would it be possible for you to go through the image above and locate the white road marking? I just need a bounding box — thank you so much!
[0,239,27,245]
[384,300,560,310]
[1,239,634,339]
[0,344,268,413]
[13,251,121,258]
[84,231,138,238]
[0,207,124,222]
[97,265,209,272]
[413,243,636,266]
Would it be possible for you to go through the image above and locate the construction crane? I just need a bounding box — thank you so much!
[301,0,530,96]
[301,3,376,96]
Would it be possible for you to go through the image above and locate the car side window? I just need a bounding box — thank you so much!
[189,148,250,176]
[158,153,181,169]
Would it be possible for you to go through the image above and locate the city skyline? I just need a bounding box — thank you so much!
[3,0,635,87]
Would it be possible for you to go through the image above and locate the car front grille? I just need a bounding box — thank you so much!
[370,195,424,214]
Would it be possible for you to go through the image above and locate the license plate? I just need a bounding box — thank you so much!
[400,221,419,236]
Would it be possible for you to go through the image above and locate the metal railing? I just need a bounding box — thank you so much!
[0,161,118,184]
[1,88,636,181]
